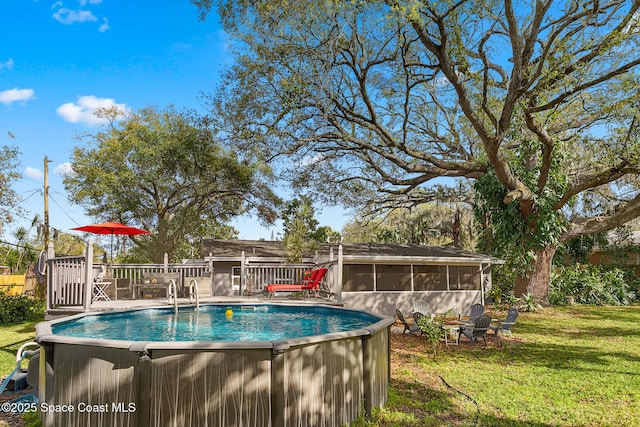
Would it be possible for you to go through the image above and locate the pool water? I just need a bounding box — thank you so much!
[51,304,380,342]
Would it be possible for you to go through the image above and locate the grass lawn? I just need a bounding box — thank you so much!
[0,321,40,375]
[1,307,639,426]
[376,305,640,427]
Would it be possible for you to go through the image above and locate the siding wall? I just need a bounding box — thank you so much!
[212,262,235,296]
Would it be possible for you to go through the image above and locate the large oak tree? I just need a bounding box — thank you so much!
[194,0,640,303]
[64,106,280,262]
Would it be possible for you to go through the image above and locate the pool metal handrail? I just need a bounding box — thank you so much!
[188,278,200,311]
[168,279,178,314]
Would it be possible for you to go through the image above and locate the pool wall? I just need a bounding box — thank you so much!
[35,305,394,427]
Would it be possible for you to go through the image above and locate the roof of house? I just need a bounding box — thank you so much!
[202,239,502,264]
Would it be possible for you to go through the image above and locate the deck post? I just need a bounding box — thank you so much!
[337,244,343,303]
[270,341,289,427]
[482,262,492,305]
[83,240,93,311]
[240,250,246,296]
[45,242,55,311]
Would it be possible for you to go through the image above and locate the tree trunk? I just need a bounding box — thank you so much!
[514,245,557,306]
[452,209,461,248]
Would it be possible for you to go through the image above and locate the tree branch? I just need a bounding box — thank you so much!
[562,191,640,241]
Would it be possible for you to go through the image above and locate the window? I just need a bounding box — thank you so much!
[232,266,241,291]
[413,265,447,291]
[375,265,412,291]
[342,263,481,292]
[342,264,374,291]
[448,266,481,290]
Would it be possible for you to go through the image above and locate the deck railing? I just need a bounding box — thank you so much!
[46,239,211,310]
[47,255,88,309]
[244,264,312,293]
[110,262,210,290]
[243,260,338,298]
[45,239,340,310]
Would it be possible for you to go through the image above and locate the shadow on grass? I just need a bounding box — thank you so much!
[0,322,39,360]
[0,341,37,361]
[563,305,640,323]
[445,335,640,378]
[483,307,640,374]
[386,375,555,427]
[516,320,640,339]
[513,306,640,338]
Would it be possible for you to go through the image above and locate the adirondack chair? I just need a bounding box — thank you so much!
[490,308,519,337]
[396,309,420,336]
[467,303,485,322]
[413,299,431,316]
[458,314,492,345]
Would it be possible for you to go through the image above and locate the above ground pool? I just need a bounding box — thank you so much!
[51,304,381,342]
[35,303,394,427]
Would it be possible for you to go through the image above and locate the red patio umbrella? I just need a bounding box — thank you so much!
[71,221,150,263]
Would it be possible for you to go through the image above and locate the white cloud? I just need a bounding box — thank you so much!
[24,167,43,180]
[0,88,35,105]
[56,95,127,125]
[54,162,75,177]
[0,58,14,70]
[53,8,98,25]
[299,153,327,167]
[98,18,110,33]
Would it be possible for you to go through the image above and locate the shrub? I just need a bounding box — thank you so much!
[516,292,542,312]
[549,264,636,306]
[417,314,446,359]
[0,290,45,325]
[489,264,516,302]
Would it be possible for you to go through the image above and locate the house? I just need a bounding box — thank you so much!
[202,239,502,317]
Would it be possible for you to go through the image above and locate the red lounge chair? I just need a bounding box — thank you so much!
[265,267,328,298]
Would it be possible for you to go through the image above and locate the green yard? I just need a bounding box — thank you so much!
[377,305,640,427]
[0,321,40,375]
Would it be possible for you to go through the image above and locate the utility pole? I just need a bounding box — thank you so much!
[44,156,50,248]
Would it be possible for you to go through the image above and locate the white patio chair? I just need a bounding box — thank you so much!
[413,299,431,315]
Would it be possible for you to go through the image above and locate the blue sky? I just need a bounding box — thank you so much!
[1,0,349,245]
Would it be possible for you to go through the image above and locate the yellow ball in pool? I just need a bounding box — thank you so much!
[225,308,233,318]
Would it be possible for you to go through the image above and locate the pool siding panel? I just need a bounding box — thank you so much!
[282,338,364,427]
[49,343,138,427]
[148,349,272,426]
[364,327,390,410]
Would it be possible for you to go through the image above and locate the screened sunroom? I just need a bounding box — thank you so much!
[202,240,502,317]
